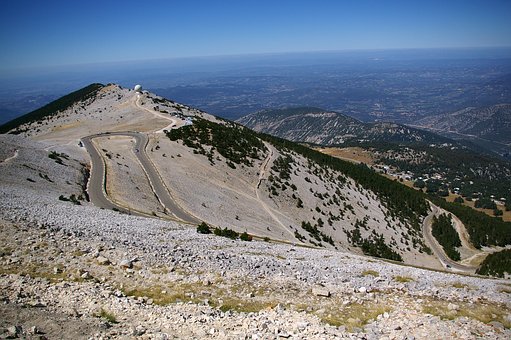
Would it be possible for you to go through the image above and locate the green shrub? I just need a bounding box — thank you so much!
[97,308,118,324]
[454,196,464,204]
[214,227,239,239]
[197,222,212,234]
[240,232,252,241]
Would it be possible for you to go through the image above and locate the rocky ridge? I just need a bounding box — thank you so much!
[237,107,448,145]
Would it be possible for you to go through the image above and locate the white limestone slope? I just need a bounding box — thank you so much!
[5,84,439,267]
[0,132,509,339]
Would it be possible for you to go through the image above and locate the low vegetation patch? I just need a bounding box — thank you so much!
[59,194,82,205]
[497,284,511,294]
[218,300,277,314]
[97,308,118,324]
[0,263,68,283]
[48,151,69,165]
[196,223,254,242]
[196,222,211,234]
[394,275,414,283]
[422,300,511,329]
[362,270,379,277]
[240,231,253,241]
[451,282,470,289]
[319,302,391,331]
[214,227,239,239]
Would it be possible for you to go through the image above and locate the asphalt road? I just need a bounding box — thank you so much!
[82,131,200,224]
[422,204,476,273]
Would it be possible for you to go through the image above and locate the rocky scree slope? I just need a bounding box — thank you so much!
[161,116,435,265]
[0,133,510,338]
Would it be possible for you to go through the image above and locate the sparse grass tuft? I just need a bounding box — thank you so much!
[121,279,281,316]
[0,263,68,283]
[451,282,469,289]
[122,286,189,305]
[149,265,170,275]
[218,300,277,313]
[394,275,414,283]
[71,250,86,257]
[97,308,118,324]
[0,246,14,257]
[362,270,379,277]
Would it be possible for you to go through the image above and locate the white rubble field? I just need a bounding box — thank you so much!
[0,134,510,339]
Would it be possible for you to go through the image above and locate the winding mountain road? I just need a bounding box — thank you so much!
[134,94,178,133]
[422,203,476,273]
[82,131,200,224]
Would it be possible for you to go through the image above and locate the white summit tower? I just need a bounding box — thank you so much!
[134,84,142,93]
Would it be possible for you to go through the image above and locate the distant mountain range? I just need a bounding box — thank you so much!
[415,104,511,145]
[411,104,511,159]
[236,107,511,198]
[237,107,450,145]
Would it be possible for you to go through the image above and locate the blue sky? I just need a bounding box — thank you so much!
[1,0,510,71]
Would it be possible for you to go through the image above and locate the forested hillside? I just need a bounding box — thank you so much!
[431,213,461,261]
[476,249,511,278]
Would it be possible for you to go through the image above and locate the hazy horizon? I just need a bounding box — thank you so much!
[1,0,511,71]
